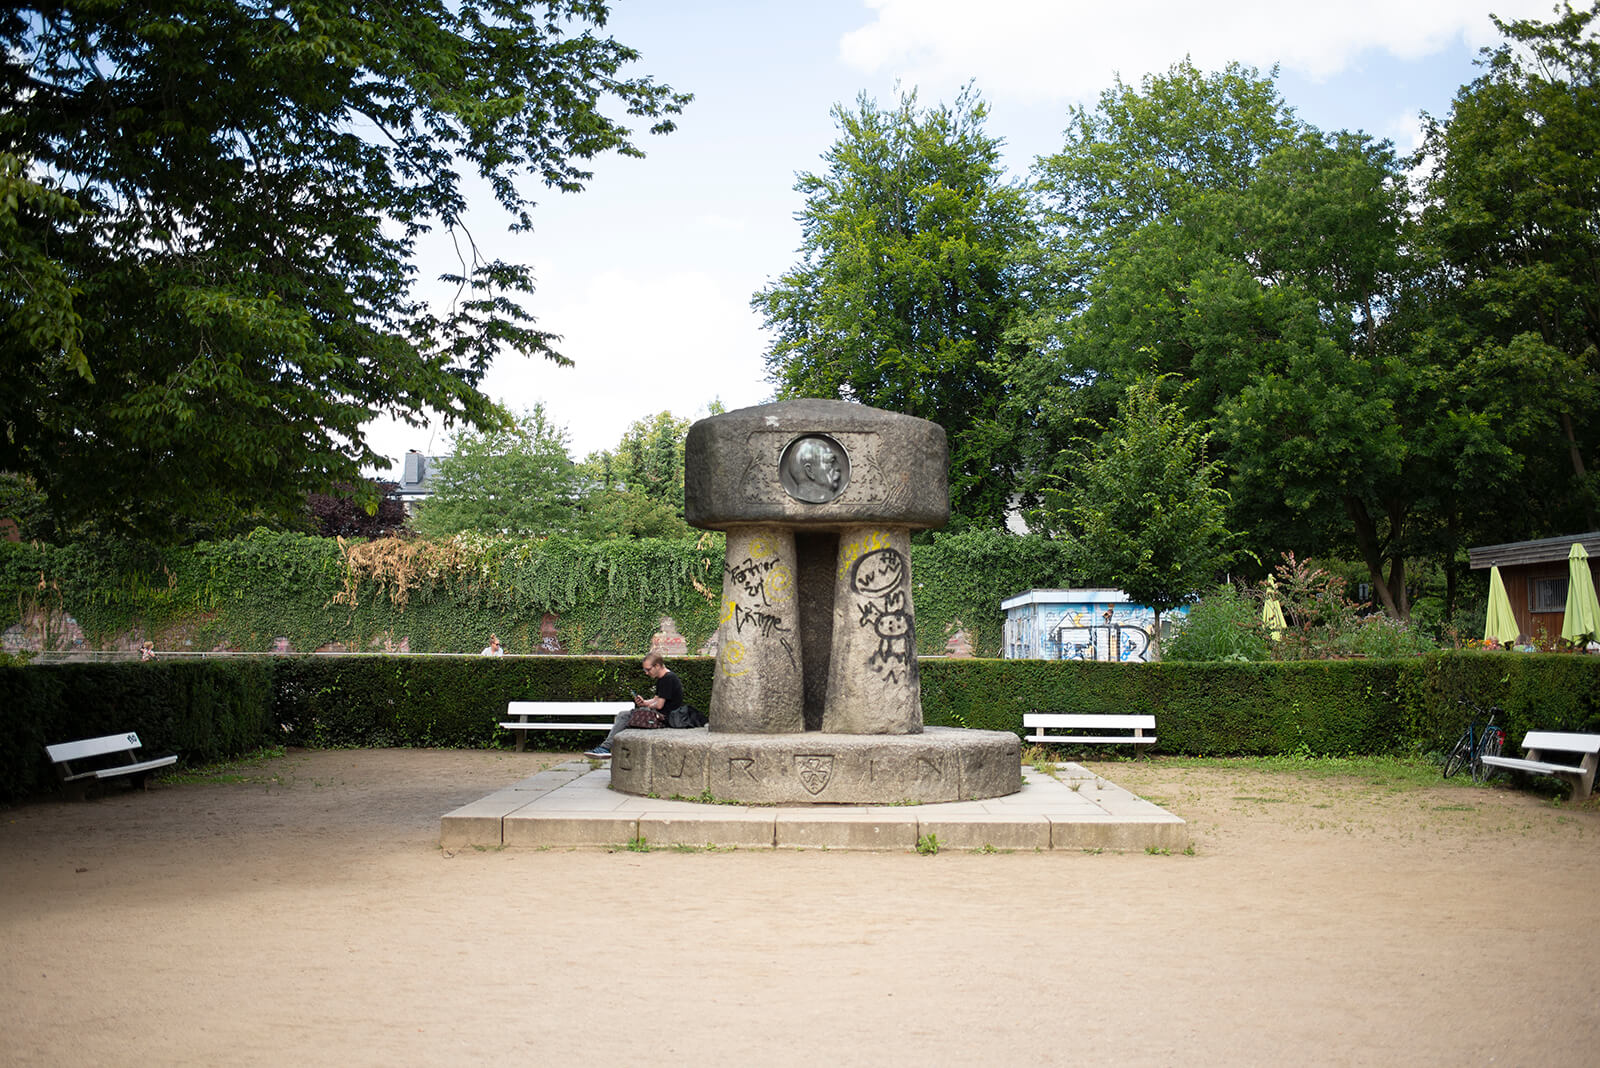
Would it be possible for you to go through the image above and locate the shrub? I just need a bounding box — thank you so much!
[1164,584,1271,662]
[1343,614,1437,659]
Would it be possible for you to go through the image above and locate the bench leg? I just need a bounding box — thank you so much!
[1572,754,1597,803]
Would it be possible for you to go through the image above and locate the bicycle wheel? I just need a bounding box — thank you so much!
[1473,728,1505,783]
[1443,729,1472,778]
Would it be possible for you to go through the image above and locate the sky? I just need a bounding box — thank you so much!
[364,0,1567,477]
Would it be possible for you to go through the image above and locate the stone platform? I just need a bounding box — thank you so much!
[607,725,1020,804]
[440,760,1188,853]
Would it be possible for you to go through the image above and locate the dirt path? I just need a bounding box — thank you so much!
[3,748,1597,1066]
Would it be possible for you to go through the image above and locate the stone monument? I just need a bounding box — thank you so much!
[608,399,1020,804]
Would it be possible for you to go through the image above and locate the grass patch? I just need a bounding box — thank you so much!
[158,746,289,786]
[1112,754,1446,791]
[1021,744,1059,777]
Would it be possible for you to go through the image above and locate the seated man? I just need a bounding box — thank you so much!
[585,652,684,758]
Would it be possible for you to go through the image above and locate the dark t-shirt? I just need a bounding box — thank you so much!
[654,669,684,711]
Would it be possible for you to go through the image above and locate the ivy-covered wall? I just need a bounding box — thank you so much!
[0,529,1073,657]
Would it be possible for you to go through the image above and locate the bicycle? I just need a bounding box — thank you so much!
[1442,703,1506,783]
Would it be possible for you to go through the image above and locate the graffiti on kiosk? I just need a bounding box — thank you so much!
[1008,603,1170,663]
[1051,622,1151,662]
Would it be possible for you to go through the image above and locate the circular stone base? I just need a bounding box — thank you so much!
[607,725,1021,805]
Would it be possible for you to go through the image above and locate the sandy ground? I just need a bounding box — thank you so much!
[3,747,1598,1067]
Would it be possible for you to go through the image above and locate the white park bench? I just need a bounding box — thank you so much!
[1479,730,1600,802]
[1023,713,1158,750]
[498,701,628,752]
[46,732,178,798]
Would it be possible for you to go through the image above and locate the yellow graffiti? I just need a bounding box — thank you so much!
[720,598,737,624]
[718,638,750,677]
[764,563,795,604]
[747,536,775,560]
[837,529,892,577]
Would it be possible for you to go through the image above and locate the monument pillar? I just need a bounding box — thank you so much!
[710,526,804,733]
[825,525,920,734]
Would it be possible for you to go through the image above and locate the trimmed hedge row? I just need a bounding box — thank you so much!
[925,652,1600,756]
[0,659,278,800]
[272,655,711,749]
[3,652,1596,802]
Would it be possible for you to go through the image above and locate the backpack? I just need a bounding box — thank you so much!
[666,704,707,729]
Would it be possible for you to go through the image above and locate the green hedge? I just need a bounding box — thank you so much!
[0,659,277,800]
[272,655,712,749]
[923,652,1600,756]
[4,651,1596,802]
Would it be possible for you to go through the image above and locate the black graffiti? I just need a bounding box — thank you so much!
[849,547,914,684]
[726,555,783,604]
[729,602,789,639]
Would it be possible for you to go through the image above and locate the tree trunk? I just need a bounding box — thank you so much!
[1344,494,1410,620]
[1562,412,1599,528]
[1563,411,1589,480]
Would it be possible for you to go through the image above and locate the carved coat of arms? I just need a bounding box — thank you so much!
[795,754,834,795]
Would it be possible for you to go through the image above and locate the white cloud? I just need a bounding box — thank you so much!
[839,0,1563,103]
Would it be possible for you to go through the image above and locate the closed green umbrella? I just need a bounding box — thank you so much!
[1262,575,1286,641]
[1484,565,1520,646]
[1561,542,1600,647]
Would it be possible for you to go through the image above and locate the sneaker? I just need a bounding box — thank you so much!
[584,746,611,759]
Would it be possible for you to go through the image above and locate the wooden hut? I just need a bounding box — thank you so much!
[1468,532,1600,644]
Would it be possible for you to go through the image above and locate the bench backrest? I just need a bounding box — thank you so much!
[507,701,614,715]
[1023,714,1156,729]
[1521,731,1600,755]
[46,732,142,764]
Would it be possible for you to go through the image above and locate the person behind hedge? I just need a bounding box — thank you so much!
[585,652,682,759]
[480,634,503,656]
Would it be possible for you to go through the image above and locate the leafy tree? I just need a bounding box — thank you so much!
[574,486,693,540]
[1037,378,1238,657]
[1017,59,1527,620]
[574,411,693,539]
[1415,0,1600,533]
[1006,61,1312,535]
[604,412,691,511]
[0,2,688,542]
[1013,61,1302,421]
[753,85,1036,528]
[411,405,577,538]
[0,471,56,542]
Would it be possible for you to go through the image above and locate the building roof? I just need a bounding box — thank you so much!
[394,451,447,500]
[1001,588,1130,611]
[1468,532,1600,569]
